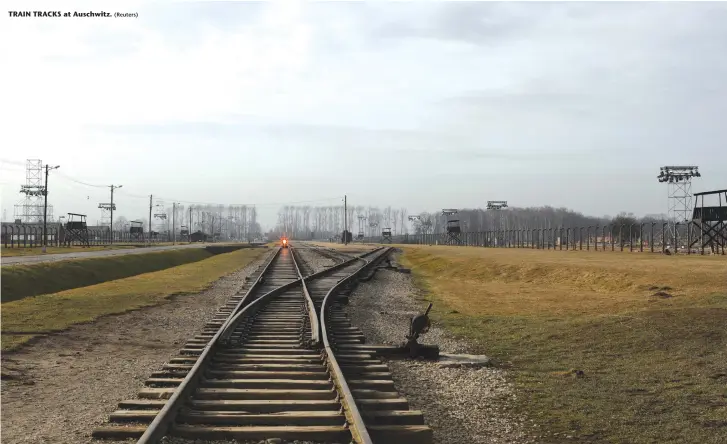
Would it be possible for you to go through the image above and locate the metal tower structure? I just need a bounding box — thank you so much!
[487,200,508,246]
[357,215,366,241]
[14,159,53,223]
[154,201,168,239]
[369,221,379,239]
[98,202,115,226]
[408,215,420,232]
[657,166,700,245]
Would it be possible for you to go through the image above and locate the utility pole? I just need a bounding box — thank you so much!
[148,195,153,245]
[42,164,60,252]
[344,195,348,245]
[109,184,122,244]
[189,205,193,243]
[172,202,176,245]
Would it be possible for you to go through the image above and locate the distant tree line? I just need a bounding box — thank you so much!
[271,205,408,240]
[272,204,672,242]
[113,204,261,241]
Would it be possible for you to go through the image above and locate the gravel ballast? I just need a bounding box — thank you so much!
[0,250,273,444]
[345,263,536,444]
[294,247,338,273]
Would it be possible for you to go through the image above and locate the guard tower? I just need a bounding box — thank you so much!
[442,209,462,245]
[129,220,144,241]
[381,227,392,243]
[689,189,727,255]
[487,200,508,246]
[180,225,189,242]
[65,213,90,247]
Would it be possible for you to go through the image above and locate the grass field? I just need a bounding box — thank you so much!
[2,249,229,303]
[396,246,727,444]
[1,247,267,351]
[0,245,139,257]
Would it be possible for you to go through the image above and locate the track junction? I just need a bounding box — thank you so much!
[92,243,433,444]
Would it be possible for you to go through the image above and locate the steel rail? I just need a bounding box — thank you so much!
[214,245,383,443]
[218,277,305,343]
[290,246,321,346]
[136,245,385,444]
[319,246,392,444]
[135,247,282,444]
[219,246,383,344]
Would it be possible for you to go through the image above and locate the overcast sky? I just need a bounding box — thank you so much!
[2,1,726,229]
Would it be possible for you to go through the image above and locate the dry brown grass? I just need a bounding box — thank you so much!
[399,246,725,317]
[397,245,727,443]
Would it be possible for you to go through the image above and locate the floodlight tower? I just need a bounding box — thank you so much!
[357,215,367,240]
[98,202,116,226]
[154,202,167,240]
[408,214,420,230]
[487,201,508,246]
[369,221,379,238]
[14,159,46,223]
[657,166,700,245]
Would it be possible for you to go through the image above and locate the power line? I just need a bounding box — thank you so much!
[33,169,345,209]
[0,165,25,171]
[116,189,149,199]
[55,170,108,188]
[117,190,344,208]
[0,158,27,167]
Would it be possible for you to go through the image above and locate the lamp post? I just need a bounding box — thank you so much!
[109,184,122,244]
[40,164,60,252]
[172,202,181,245]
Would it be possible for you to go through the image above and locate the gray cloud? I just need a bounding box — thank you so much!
[91,119,600,164]
[6,2,727,229]
[371,2,553,45]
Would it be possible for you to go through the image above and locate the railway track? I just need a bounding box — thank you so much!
[92,244,432,443]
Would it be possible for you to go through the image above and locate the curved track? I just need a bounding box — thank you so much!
[92,244,431,443]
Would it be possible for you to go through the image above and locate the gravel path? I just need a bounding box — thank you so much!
[0,250,273,444]
[345,261,536,444]
[1,243,223,267]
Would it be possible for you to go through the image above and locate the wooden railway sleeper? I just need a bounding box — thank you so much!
[93,246,389,443]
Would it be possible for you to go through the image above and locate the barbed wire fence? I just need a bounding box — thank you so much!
[349,222,725,255]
